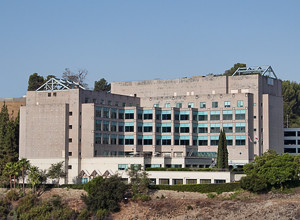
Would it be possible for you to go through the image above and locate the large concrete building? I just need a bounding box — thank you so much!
[19,66,284,184]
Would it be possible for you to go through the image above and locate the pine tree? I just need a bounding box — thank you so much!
[216,129,228,169]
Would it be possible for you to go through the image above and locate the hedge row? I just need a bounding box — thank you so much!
[150,182,240,193]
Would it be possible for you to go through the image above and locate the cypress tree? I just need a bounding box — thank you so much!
[216,129,228,169]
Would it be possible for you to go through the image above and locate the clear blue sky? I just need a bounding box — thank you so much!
[1,0,299,98]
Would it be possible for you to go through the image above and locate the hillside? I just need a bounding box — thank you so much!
[8,187,300,220]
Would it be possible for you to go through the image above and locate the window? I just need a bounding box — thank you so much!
[192,136,197,146]
[53,92,57,97]
[237,100,244,107]
[235,110,246,120]
[210,123,220,133]
[110,122,117,132]
[111,109,117,119]
[137,110,143,120]
[156,136,161,145]
[284,148,296,153]
[200,102,206,108]
[69,112,73,116]
[284,131,296,137]
[214,179,226,183]
[235,123,246,133]
[95,133,101,144]
[224,101,231,108]
[115,101,119,106]
[118,164,128,170]
[284,140,296,145]
[180,123,190,133]
[143,110,153,120]
[118,135,124,145]
[223,123,233,133]
[186,179,197,184]
[68,152,72,156]
[174,111,179,120]
[162,123,171,133]
[125,109,134,119]
[210,136,219,146]
[226,136,233,145]
[212,101,218,108]
[103,121,109,131]
[210,111,220,120]
[253,103,256,106]
[188,102,194,108]
[48,93,51,97]
[137,136,143,145]
[137,123,143,132]
[162,136,171,145]
[198,136,208,146]
[125,122,134,132]
[192,124,198,133]
[118,122,124,132]
[165,103,171,108]
[110,135,117,144]
[68,165,72,169]
[69,125,72,129]
[223,110,233,120]
[102,134,109,144]
[156,110,161,120]
[68,138,72,143]
[162,110,171,120]
[143,123,153,132]
[236,136,246,145]
[103,107,109,118]
[198,124,208,133]
[95,106,101,117]
[156,123,161,133]
[199,111,208,121]
[159,179,169,185]
[200,179,211,184]
[173,179,183,185]
[174,123,180,133]
[118,109,124,119]
[176,103,182,108]
[95,120,101,131]
[192,112,197,121]
[153,104,159,107]
[125,135,134,145]
[143,135,153,145]
[180,111,189,120]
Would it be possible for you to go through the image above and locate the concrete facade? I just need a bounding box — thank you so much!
[19,73,283,184]
[284,128,300,154]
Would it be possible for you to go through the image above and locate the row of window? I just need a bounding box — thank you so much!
[95,108,246,121]
[155,101,245,109]
[95,133,246,146]
[284,148,300,153]
[284,140,300,145]
[284,131,300,137]
[95,121,246,134]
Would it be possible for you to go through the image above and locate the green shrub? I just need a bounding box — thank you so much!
[82,175,127,214]
[132,193,151,202]
[0,198,11,219]
[187,205,193,210]
[16,193,38,216]
[150,182,240,193]
[240,174,268,193]
[6,189,19,201]
[78,209,90,220]
[96,209,109,220]
[207,193,216,199]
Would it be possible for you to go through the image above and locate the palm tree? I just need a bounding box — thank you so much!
[28,166,41,194]
[12,162,20,189]
[4,162,14,189]
[18,158,30,193]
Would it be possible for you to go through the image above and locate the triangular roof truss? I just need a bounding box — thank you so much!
[36,78,86,92]
[232,65,277,79]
